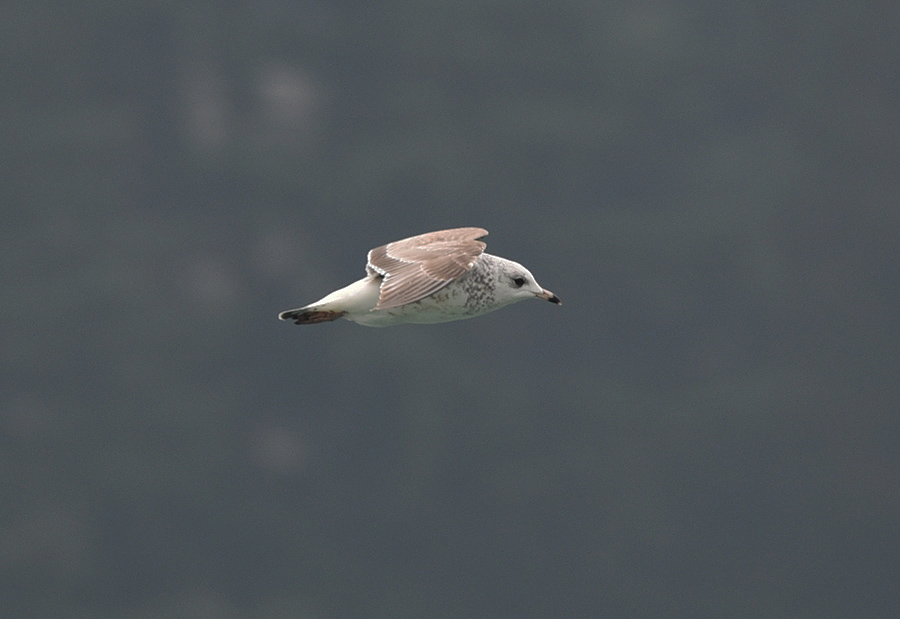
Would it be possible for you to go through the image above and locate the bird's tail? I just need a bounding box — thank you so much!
[278,307,345,325]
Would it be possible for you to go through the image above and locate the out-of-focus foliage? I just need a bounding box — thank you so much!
[2,1,899,617]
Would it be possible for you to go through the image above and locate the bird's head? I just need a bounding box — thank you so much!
[495,259,561,306]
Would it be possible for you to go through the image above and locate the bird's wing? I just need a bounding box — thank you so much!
[366,227,488,310]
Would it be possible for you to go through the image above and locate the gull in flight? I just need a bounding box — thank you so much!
[279,227,560,327]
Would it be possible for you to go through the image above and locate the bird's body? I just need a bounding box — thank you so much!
[279,227,560,327]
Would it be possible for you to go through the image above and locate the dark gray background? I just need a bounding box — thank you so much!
[3,2,899,617]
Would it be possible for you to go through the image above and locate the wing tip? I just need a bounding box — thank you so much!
[279,308,346,325]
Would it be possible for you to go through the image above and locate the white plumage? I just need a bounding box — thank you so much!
[278,227,560,327]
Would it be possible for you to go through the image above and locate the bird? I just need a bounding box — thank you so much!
[278,227,560,327]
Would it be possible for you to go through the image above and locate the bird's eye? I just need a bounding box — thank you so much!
[512,276,526,287]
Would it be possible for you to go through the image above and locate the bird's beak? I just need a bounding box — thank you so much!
[536,289,561,305]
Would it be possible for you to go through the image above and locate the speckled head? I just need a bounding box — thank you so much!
[481,254,561,308]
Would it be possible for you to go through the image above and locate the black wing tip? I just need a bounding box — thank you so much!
[279,309,345,325]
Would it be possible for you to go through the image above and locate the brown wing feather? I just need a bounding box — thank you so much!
[366,227,488,310]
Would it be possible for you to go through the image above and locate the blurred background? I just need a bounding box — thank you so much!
[3,2,899,617]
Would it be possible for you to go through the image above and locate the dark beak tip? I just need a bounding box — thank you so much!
[536,289,561,305]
